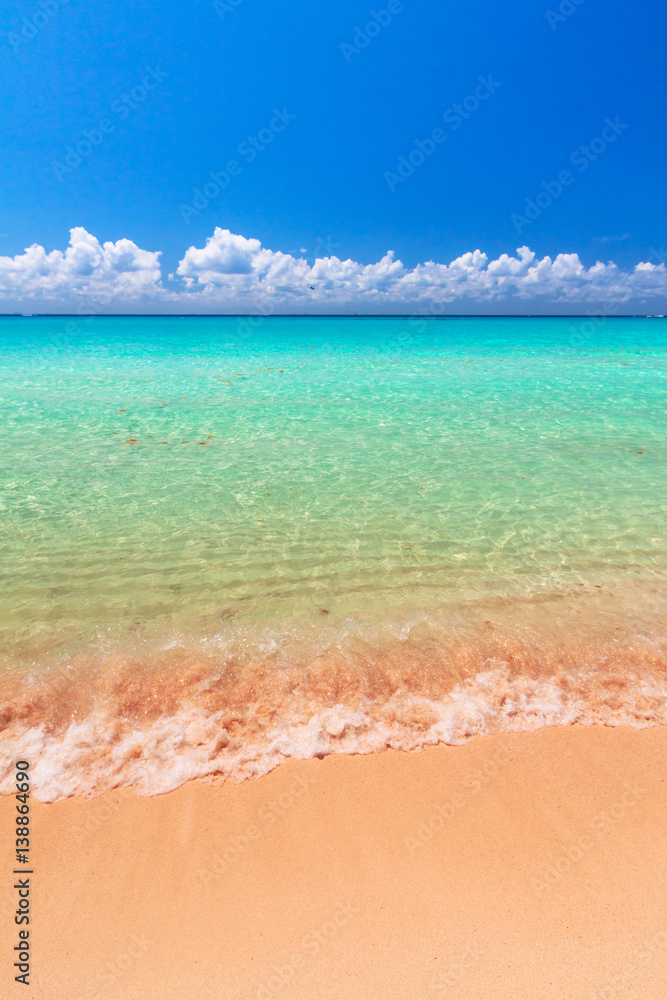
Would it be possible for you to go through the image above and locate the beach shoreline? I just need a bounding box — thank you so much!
[2,724,666,999]
[3,576,667,803]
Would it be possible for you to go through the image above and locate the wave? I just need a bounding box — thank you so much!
[1,583,666,801]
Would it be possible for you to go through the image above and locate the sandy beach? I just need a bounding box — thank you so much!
[2,724,666,999]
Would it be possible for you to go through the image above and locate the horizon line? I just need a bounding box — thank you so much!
[0,313,664,320]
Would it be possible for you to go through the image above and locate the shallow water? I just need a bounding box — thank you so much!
[1,316,666,798]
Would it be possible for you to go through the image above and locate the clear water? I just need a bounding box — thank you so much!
[1,316,666,798]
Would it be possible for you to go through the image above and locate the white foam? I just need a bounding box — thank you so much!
[3,667,667,802]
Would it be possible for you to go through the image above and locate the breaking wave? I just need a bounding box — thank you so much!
[1,583,666,801]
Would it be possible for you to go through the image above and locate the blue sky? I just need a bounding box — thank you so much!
[1,0,666,312]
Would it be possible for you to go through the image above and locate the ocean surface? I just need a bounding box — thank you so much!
[1,315,666,800]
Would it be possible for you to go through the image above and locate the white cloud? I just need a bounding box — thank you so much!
[177,229,310,296]
[176,228,667,309]
[1,225,666,312]
[0,228,163,303]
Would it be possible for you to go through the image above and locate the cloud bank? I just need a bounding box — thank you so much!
[0,228,162,304]
[0,226,665,313]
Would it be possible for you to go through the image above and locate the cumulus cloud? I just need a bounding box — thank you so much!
[0,228,163,304]
[177,230,310,294]
[1,225,666,312]
[176,228,667,309]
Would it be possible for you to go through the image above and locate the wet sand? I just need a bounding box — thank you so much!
[2,724,667,999]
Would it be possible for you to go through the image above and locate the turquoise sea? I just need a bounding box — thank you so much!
[1,316,666,799]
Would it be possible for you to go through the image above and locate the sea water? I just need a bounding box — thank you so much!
[1,316,666,798]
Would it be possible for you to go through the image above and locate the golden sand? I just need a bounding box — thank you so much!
[2,725,667,999]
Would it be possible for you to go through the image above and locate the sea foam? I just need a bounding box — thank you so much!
[2,587,666,800]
